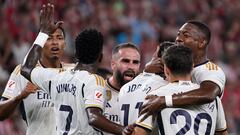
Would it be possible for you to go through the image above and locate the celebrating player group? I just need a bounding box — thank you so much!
[0,2,229,135]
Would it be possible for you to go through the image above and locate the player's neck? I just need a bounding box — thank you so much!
[108,77,121,90]
[169,74,191,83]
[194,52,208,65]
[73,63,97,73]
[40,58,62,68]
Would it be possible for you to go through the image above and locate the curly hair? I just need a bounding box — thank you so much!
[75,28,104,64]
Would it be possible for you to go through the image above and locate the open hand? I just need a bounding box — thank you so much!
[40,3,63,35]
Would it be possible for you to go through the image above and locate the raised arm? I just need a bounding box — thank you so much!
[21,3,61,80]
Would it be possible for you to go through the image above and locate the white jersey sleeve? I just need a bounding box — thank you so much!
[192,61,226,96]
[215,97,227,131]
[30,67,59,93]
[2,65,22,98]
[83,74,106,110]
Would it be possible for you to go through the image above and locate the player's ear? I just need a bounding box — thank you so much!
[164,65,170,80]
[98,53,103,63]
[198,38,206,49]
[111,59,116,70]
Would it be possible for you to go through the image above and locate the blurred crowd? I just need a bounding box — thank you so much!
[0,0,240,134]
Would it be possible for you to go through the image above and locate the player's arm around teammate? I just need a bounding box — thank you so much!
[140,21,226,117]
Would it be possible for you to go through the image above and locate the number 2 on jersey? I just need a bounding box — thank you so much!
[59,105,73,135]
[170,109,212,135]
[121,102,143,126]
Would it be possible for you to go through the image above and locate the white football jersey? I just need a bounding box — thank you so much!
[102,79,121,135]
[192,60,226,98]
[2,62,74,135]
[119,72,168,127]
[30,67,106,135]
[136,81,227,135]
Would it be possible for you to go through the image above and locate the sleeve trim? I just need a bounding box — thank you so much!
[135,121,153,130]
[1,94,13,99]
[85,104,103,111]
[201,80,223,96]
[135,124,152,133]
[215,127,227,132]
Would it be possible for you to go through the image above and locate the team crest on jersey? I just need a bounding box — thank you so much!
[95,90,104,103]
[106,90,112,101]
[6,80,16,92]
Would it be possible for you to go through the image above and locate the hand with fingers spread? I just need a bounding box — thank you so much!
[40,3,63,35]
[139,95,165,122]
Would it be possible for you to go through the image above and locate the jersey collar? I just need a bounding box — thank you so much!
[106,78,120,92]
[194,60,209,68]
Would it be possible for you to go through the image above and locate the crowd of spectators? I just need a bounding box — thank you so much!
[0,0,240,134]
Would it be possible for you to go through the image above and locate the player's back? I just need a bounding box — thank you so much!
[151,81,221,135]
[51,70,106,135]
[31,67,106,135]
[119,72,167,126]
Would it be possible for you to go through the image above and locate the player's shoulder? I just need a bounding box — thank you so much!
[84,72,106,87]
[193,61,224,74]
[61,62,75,69]
[12,64,22,75]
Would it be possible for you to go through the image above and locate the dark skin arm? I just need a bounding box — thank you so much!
[21,45,42,80]
[140,81,221,121]
[86,107,124,135]
[0,82,37,120]
[215,130,228,135]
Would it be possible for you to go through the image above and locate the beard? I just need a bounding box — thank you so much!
[115,69,136,87]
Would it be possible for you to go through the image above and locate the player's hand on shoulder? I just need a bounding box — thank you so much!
[40,3,63,35]
[139,95,165,122]
[144,57,163,74]
[122,124,135,135]
[20,82,38,99]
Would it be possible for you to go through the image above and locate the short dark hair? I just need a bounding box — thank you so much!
[162,45,193,76]
[158,41,176,57]
[38,24,65,38]
[112,42,140,56]
[187,20,211,45]
[57,25,65,38]
[75,28,104,64]
[54,22,65,37]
